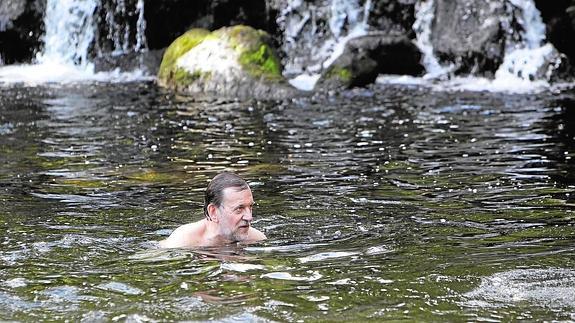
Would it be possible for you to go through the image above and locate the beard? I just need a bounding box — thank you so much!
[229,221,250,242]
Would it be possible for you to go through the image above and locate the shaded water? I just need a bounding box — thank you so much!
[1,82,574,321]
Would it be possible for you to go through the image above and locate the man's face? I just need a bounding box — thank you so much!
[216,186,254,242]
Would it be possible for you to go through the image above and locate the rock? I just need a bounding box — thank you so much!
[368,0,417,36]
[0,1,27,31]
[0,0,44,64]
[315,33,423,90]
[157,25,298,100]
[431,0,511,75]
[143,0,272,51]
[534,0,575,68]
[93,49,165,74]
[496,43,572,82]
[268,0,419,76]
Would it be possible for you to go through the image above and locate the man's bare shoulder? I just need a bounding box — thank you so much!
[248,227,267,241]
[159,220,205,248]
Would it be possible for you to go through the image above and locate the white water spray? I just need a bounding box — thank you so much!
[396,0,566,93]
[495,0,558,85]
[287,0,372,90]
[0,0,149,84]
[412,0,452,79]
[37,0,97,68]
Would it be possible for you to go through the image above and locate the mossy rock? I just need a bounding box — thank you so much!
[157,28,210,87]
[212,25,283,80]
[157,25,297,100]
[315,33,423,91]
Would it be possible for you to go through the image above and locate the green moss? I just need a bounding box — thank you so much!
[173,68,205,87]
[239,44,282,79]
[125,169,183,183]
[326,66,352,82]
[217,25,282,80]
[158,25,285,92]
[157,28,210,84]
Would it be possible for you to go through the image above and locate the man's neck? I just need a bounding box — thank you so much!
[202,219,235,246]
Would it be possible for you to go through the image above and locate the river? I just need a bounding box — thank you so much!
[0,81,574,321]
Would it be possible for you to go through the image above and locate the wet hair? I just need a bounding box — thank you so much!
[203,172,249,220]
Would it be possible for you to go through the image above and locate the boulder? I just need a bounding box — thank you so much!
[268,0,418,76]
[315,33,423,90]
[431,0,511,76]
[534,0,575,67]
[157,25,298,100]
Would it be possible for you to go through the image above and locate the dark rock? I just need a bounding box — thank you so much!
[93,48,165,74]
[431,0,513,75]
[316,33,423,90]
[368,0,417,36]
[534,0,575,67]
[143,0,272,51]
[0,0,45,64]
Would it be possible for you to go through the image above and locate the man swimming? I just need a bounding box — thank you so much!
[159,172,267,248]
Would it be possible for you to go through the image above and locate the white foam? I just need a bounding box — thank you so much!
[288,73,321,91]
[376,74,551,94]
[0,63,151,85]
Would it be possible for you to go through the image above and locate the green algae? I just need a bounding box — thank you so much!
[157,28,210,85]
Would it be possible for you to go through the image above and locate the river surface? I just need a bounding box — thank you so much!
[0,81,574,321]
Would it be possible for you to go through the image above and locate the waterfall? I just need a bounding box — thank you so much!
[495,0,556,83]
[281,0,372,90]
[412,0,452,79]
[0,0,148,83]
[37,0,98,68]
[408,0,562,92]
[101,0,148,56]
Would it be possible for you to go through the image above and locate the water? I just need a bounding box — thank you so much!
[1,81,574,321]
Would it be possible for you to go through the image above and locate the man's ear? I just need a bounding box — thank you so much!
[207,204,219,223]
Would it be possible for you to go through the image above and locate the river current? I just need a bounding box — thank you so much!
[0,81,574,321]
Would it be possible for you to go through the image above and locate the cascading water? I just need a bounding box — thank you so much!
[100,0,147,55]
[407,0,565,92]
[412,0,452,79]
[37,0,98,69]
[0,0,148,83]
[278,0,371,90]
[494,0,561,84]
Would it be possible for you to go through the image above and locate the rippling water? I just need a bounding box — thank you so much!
[1,82,574,321]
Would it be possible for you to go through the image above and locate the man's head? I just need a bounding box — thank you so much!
[204,172,254,241]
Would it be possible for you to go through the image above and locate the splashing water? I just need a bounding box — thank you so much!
[388,0,570,93]
[413,0,452,79]
[37,0,97,67]
[287,0,372,90]
[0,0,149,84]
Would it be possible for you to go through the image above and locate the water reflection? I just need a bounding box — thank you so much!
[0,82,574,321]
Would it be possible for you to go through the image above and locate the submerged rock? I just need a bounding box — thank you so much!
[93,49,165,74]
[315,33,423,90]
[157,25,298,100]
